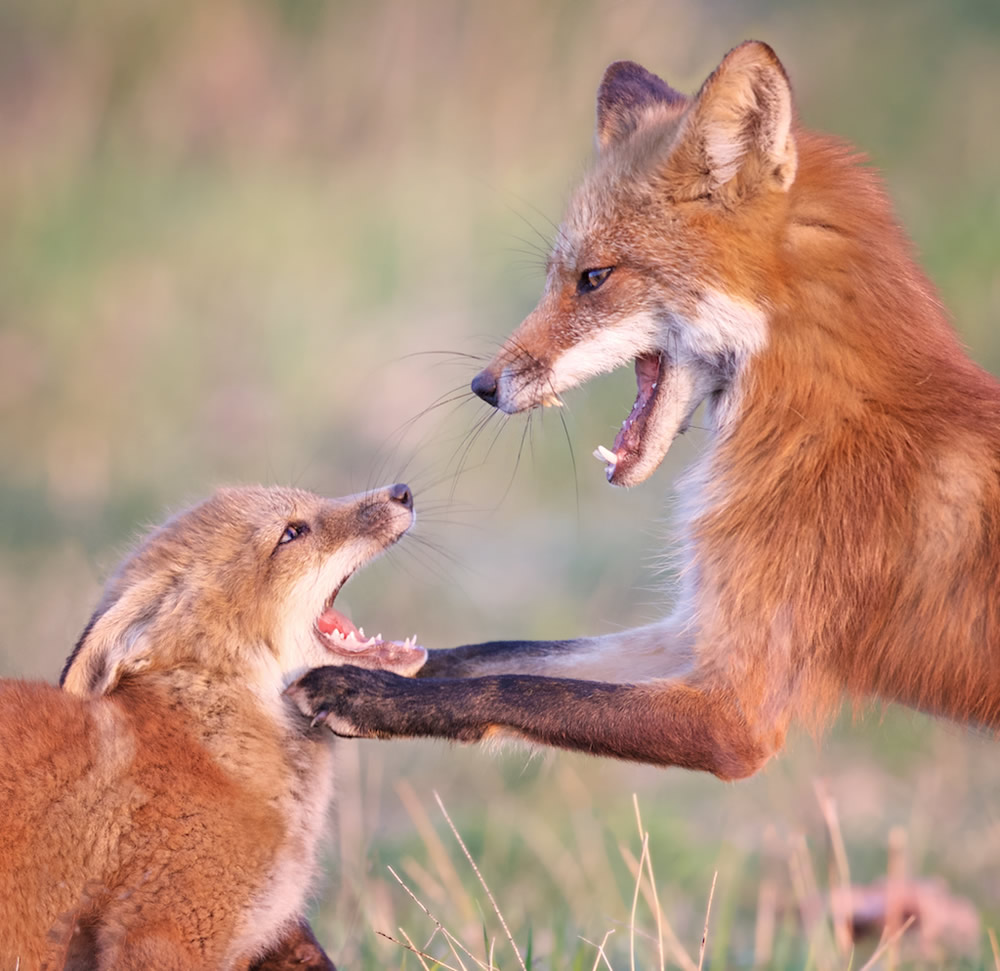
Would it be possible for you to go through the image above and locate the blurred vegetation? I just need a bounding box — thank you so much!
[1,0,998,966]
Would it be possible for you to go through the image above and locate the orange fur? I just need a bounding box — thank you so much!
[418,42,1000,778]
[0,484,422,969]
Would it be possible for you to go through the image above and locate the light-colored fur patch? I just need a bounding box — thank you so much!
[225,743,336,967]
[686,290,767,361]
[499,311,662,411]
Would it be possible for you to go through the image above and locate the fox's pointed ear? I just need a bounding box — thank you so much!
[596,60,686,149]
[61,578,161,697]
[672,41,797,195]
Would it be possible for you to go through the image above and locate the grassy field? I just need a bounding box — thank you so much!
[1,0,999,966]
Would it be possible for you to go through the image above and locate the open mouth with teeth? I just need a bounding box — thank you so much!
[592,351,668,485]
[314,583,425,675]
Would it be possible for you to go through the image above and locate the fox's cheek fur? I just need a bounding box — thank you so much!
[486,283,768,486]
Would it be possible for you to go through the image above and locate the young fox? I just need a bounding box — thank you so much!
[289,42,1000,781]
[0,483,424,970]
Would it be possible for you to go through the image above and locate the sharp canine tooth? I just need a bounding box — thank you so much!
[358,626,365,637]
[594,445,618,467]
[541,393,564,408]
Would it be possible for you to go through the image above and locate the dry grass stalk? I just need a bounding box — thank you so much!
[386,863,486,971]
[787,832,835,971]
[814,779,853,957]
[697,871,718,971]
[434,790,528,971]
[581,929,616,971]
[380,927,444,971]
[885,825,907,971]
[398,780,479,927]
[617,819,696,970]
[988,927,1000,970]
[857,915,916,971]
[628,830,649,971]
[632,794,665,971]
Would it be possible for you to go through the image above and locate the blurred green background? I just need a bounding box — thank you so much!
[2,0,999,966]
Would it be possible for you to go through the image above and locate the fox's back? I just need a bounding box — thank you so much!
[0,679,283,966]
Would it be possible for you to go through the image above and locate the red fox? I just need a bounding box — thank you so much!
[289,42,1000,783]
[1,484,424,970]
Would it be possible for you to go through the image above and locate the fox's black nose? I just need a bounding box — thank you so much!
[388,483,413,510]
[471,369,498,407]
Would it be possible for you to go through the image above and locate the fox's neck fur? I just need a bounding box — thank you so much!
[698,129,1000,731]
[114,666,335,963]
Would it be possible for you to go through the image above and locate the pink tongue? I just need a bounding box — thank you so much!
[317,607,359,639]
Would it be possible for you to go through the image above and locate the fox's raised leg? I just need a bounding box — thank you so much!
[421,621,697,683]
[287,663,783,781]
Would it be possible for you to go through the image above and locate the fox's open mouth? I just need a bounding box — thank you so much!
[314,583,424,672]
[593,351,667,484]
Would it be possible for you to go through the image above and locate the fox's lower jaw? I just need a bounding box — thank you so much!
[304,560,426,678]
[593,354,723,487]
[313,617,427,676]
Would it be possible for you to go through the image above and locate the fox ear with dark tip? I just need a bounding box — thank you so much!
[595,60,687,149]
[61,578,162,697]
[669,41,798,198]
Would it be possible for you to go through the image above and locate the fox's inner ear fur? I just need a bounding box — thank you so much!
[596,60,686,149]
[675,41,797,195]
[61,578,161,697]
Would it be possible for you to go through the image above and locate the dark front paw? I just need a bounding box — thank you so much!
[286,665,397,738]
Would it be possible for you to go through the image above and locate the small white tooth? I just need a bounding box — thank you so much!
[594,445,618,467]
[652,382,657,390]
[358,626,365,637]
[541,392,564,408]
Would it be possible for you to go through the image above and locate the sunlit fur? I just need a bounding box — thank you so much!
[452,42,1000,779]
[0,485,418,970]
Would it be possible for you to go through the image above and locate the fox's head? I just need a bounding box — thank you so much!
[472,41,797,486]
[61,484,426,698]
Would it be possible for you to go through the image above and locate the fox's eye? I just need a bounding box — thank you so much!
[277,522,309,546]
[578,266,614,294]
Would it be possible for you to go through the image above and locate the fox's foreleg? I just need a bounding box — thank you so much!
[288,626,785,781]
[420,621,697,683]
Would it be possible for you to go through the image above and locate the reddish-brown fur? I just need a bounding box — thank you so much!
[289,43,1000,782]
[1,484,420,969]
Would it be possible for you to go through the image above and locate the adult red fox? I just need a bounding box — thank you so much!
[1,484,424,970]
[289,43,1000,781]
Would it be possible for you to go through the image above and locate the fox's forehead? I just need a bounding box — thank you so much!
[552,122,686,271]
[209,485,320,522]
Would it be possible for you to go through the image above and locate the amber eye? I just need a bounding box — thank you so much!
[577,266,614,294]
[277,522,310,546]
